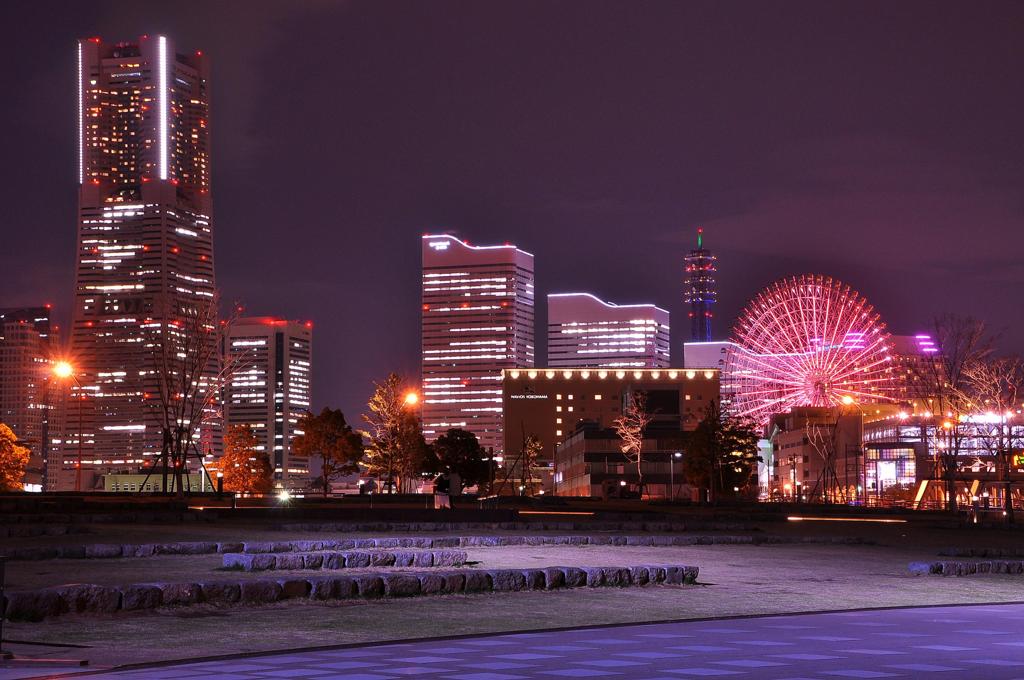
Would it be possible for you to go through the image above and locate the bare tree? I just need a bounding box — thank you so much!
[362,373,422,493]
[910,315,993,511]
[614,390,653,495]
[805,418,845,504]
[964,356,1024,523]
[146,296,242,497]
[521,433,543,496]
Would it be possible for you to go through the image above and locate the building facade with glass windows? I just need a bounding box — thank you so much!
[421,234,535,455]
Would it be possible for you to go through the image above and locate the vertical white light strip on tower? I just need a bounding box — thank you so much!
[158,35,168,180]
[78,41,84,184]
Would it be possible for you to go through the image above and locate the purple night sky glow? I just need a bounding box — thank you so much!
[1,0,1022,421]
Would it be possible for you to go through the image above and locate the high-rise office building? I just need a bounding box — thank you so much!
[547,293,670,368]
[0,307,54,491]
[684,227,717,342]
[421,234,535,454]
[59,35,214,489]
[224,318,313,491]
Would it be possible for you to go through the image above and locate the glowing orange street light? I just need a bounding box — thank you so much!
[53,360,74,379]
[403,391,419,407]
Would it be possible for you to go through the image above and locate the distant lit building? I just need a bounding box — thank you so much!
[547,293,669,368]
[682,340,733,372]
[555,425,691,499]
[0,307,54,491]
[768,406,874,503]
[421,235,535,454]
[889,334,941,403]
[503,367,720,493]
[60,35,214,490]
[102,471,207,493]
[224,317,313,491]
[684,227,716,342]
[863,410,1024,509]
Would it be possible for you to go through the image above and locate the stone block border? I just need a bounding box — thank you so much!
[221,549,468,571]
[1,563,699,621]
[909,560,1024,576]
[937,547,1024,558]
[0,524,93,539]
[1,512,206,536]
[2,533,870,562]
[278,521,748,534]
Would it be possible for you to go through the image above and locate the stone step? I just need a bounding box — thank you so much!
[221,549,468,571]
[910,560,1024,576]
[1,533,869,561]
[1,563,700,621]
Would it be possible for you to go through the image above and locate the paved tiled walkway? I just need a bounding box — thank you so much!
[6,603,1024,679]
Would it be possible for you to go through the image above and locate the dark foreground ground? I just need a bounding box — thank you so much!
[6,603,1024,679]
[2,513,1024,678]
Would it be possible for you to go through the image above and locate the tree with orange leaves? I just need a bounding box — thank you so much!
[214,424,274,494]
[0,422,30,491]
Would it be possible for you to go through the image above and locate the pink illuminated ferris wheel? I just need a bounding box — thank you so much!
[726,274,895,426]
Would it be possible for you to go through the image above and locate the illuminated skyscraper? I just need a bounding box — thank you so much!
[224,318,313,491]
[684,227,717,342]
[0,307,54,491]
[60,35,214,489]
[421,234,535,454]
[547,293,669,368]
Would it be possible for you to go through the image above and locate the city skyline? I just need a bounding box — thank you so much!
[1,4,1024,672]
[1,1,1022,425]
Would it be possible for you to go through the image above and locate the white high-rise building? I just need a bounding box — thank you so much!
[547,293,670,368]
[421,234,535,454]
[224,318,312,491]
[0,307,54,491]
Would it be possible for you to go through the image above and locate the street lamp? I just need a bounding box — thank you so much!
[839,395,867,505]
[53,361,73,379]
[52,360,85,492]
[403,390,419,407]
[670,451,682,501]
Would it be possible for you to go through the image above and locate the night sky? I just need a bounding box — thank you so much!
[2,1,1022,421]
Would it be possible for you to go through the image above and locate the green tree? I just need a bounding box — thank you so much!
[215,424,274,494]
[684,401,761,503]
[432,428,494,491]
[293,408,364,497]
[0,423,30,492]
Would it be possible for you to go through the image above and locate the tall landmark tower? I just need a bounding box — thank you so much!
[61,35,214,489]
[684,227,717,342]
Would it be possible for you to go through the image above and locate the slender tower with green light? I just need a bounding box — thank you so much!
[684,227,717,341]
